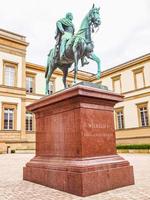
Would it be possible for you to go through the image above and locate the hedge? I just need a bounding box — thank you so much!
[116,144,150,150]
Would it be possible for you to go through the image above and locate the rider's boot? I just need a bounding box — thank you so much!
[60,39,67,60]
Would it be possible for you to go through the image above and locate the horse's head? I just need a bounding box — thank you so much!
[89,4,101,28]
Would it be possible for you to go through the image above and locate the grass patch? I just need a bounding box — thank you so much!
[117,144,150,150]
[16,149,35,151]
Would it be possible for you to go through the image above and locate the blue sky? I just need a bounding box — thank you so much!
[0,0,150,73]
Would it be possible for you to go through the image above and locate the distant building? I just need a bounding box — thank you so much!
[93,54,150,145]
[0,29,150,152]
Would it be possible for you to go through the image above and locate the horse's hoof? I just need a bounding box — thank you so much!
[96,73,101,79]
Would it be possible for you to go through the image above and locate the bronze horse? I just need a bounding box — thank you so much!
[45,4,101,94]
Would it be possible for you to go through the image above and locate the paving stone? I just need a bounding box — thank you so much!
[0,154,150,200]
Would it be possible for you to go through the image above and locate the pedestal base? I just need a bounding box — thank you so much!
[23,85,134,196]
[23,154,134,196]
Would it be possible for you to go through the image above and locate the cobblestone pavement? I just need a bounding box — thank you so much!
[0,154,150,200]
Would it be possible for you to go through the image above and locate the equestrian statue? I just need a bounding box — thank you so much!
[45,4,101,94]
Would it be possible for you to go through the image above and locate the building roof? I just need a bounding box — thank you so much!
[0,28,29,46]
[0,28,26,39]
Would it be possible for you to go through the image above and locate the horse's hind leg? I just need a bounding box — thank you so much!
[73,51,79,84]
[45,64,56,94]
[45,77,49,94]
[62,66,69,88]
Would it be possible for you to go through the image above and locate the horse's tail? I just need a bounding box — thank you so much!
[45,49,53,78]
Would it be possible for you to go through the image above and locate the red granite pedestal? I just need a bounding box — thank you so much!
[23,85,134,196]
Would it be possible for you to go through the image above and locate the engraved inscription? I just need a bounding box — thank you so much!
[88,123,112,129]
[83,122,114,137]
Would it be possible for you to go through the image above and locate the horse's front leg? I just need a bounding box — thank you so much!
[87,52,101,79]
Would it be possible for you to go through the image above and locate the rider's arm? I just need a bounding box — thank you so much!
[56,21,65,34]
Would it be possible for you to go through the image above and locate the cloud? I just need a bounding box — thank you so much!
[0,0,149,73]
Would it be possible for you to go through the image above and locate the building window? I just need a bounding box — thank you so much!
[48,81,54,95]
[133,67,145,89]
[137,103,149,127]
[26,112,33,131]
[112,75,122,94]
[2,103,17,130]
[4,109,14,130]
[115,108,124,129]
[26,76,35,93]
[3,61,17,87]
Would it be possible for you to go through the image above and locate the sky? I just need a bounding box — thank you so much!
[0,0,150,74]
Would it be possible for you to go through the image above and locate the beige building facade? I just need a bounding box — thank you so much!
[0,29,150,152]
[93,54,150,145]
